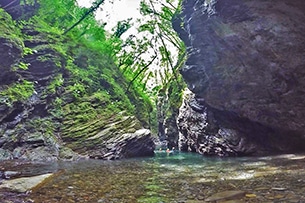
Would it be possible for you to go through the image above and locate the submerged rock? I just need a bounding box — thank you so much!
[175,0,305,155]
[0,173,53,193]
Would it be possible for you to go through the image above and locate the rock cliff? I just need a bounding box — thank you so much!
[175,0,305,155]
[0,5,155,161]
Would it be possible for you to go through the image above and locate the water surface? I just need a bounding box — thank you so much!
[2,152,305,202]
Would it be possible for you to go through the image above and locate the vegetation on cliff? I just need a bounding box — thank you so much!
[0,0,186,160]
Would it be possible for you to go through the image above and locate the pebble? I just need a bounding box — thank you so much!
[245,193,256,198]
[3,171,21,179]
[272,187,286,191]
[221,200,245,203]
[186,200,203,203]
[254,187,269,191]
[274,194,285,199]
[205,190,246,202]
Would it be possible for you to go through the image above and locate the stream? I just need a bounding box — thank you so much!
[1,151,305,203]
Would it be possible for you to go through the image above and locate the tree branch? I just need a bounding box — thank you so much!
[63,0,105,35]
[127,54,157,92]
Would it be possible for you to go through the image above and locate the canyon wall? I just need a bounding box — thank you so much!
[175,0,305,155]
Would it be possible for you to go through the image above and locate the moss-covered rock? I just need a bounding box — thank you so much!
[0,4,155,161]
[0,8,23,85]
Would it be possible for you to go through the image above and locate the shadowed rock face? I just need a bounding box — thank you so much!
[175,0,305,155]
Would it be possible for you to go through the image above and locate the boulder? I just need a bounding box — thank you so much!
[175,0,305,155]
[0,173,53,193]
[59,93,157,159]
[177,90,238,156]
[67,115,156,160]
[101,129,155,160]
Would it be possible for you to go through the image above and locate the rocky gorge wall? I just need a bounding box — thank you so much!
[175,0,305,156]
[0,5,155,161]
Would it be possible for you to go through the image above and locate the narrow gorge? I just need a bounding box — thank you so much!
[2,1,305,202]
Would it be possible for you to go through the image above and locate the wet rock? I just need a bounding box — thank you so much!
[272,187,286,191]
[177,90,239,156]
[0,10,23,88]
[156,86,182,149]
[62,113,155,160]
[59,146,88,161]
[0,10,66,161]
[101,128,155,160]
[221,201,245,203]
[0,149,13,160]
[19,147,59,162]
[164,112,180,149]
[3,171,21,179]
[205,190,246,202]
[175,0,305,155]
[185,200,203,203]
[0,173,53,193]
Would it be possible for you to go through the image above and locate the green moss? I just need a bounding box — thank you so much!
[126,83,153,127]
[12,62,30,71]
[0,1,158,156]
[34,45,65,68]
[22,47,33,56]
[27,118,60,146]
[49,97,64,119]
[92,90,111,103]
[47,74,64,94]
[63,45,136,116]
[0,80,34,106]
[66,83,86,99]
[28,118,54,135]
[30,15,63,35]
[0,9,24,49]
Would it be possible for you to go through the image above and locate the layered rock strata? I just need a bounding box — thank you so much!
[175,0,305,155]
[0,7,155,161]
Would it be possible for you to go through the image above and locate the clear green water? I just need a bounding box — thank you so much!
[3,152,305,202]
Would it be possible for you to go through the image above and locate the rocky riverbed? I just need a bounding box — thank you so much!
[1,153,305,203]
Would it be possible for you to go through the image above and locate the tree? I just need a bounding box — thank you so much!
[114,0,186,95]
[108,0,186,138]
[63,0,105,35]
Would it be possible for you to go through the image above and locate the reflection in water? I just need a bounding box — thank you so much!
[2,152,305,202]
